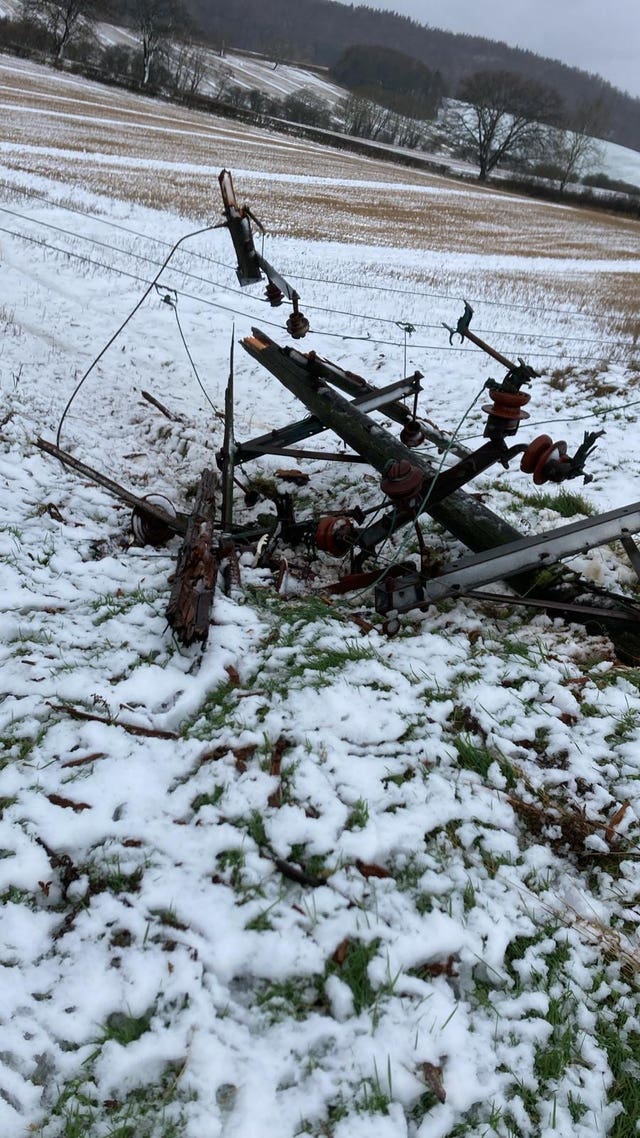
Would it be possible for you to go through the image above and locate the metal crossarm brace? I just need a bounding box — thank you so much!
[420,503,640,605]
[250,329,470,459]
[234,374,422,464]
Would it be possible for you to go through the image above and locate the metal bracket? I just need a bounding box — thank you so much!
[232,374,422,466]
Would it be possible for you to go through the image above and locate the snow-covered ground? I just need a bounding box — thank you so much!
[2,51,640,1138]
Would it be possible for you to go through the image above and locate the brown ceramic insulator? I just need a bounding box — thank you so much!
[286,309,310,339]
[533,441,568,485]
[481,388,531,422]
[315,515,355,557]
[380,459,425,502]
[520,434,553,474]
[400,421,427,448]
[265,282,284,307]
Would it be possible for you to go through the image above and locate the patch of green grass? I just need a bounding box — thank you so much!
[507,1077,541,1126]
[409,1090,441,1124]
[216,848,246,888]
[606,708,640,745]
[149,908,188,931]
[388,853,424,893]
[534,996,581,1082]
[191,786,224,813]
[501,638,534,662]
[513,487,596,517]
[567,1092,589,1123]
[259,639,385,698]
[37,1063,188,1138]
[326,938,380,1015]
[179,680,238,738]
[597,1014,640,1136]
[453,735,493,779]
[101,1010,152,1047]
[0,722,48,765]
[355,1065,392,1115]
[91,587,162,626]
[88,858,144,895]
[288,843,331,881]
[345,797,369,830]
[246,809,268,847]
[463,878,476,912]
[1,886,35,909]
[256,976,325,1022]
[580,701,601,717]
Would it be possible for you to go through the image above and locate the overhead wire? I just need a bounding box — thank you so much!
[2,180,634,329]
[55,221,218,448]
[156,286,224,420]
[458,393,640,441]
[1,215,636,368]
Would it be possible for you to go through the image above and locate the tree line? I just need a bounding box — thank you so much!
[0,1,637,197]
[184,0,640,155]
[6,0,640,157]
[0,0,205,94]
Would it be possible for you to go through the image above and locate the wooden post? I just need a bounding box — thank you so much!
[166,469,218,646]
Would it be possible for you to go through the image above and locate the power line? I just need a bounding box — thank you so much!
[458,394,640,441]
[0,219,634,366]
[55,222,218,448]
[3,180,633,328]
[1,205,637,360]
[0,181,232,269]
[279,267,612,321]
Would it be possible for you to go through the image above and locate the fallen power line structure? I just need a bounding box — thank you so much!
[35,170,640,657]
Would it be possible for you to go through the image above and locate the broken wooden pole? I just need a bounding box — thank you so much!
[166,469,218,645]
[221,335,236,529]
[251,329,470,459]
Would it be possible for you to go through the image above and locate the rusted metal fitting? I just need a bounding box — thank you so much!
[482,388,531,439]
[400,421,427,448]
[520,435,569,484]
[131,493,176,546]
[380,459,425,507]
[315,515,356,557]
[286,292,310,339]
[265,281,284,307]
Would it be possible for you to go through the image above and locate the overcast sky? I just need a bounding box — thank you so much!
[361,0,640,98]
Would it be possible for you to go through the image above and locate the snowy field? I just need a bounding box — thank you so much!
[2,53,640,1138]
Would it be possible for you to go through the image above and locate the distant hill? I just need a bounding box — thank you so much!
[181,0,640,152]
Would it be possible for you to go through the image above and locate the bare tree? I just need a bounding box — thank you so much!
[131,0,186,87]
[342,94,394,142]
[551,102,607,193]
[22,0,95,60]
[447,70,560,181]
[170,42,207,97]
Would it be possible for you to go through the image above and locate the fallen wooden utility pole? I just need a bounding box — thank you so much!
[241,329,640,660]
[241,330,522,552]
